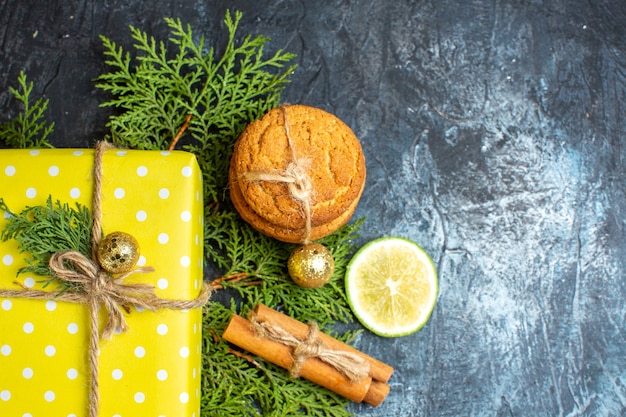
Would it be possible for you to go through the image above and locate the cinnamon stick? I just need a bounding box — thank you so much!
[363,380,391,407]
[253,304,394,383]
[222,304,394,406]
[223,314,372,403]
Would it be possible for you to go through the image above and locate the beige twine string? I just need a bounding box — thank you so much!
[0,141,212,417]
[248,310,370,383]
[243,105,314,244]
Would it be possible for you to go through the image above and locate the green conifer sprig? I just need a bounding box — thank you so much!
[0,71,54,149]
[202,302,354,417]
[95,10,297,203]
[213,217,364,329]
[0,196,92,290]
[90,13,362,415]
[1,11,364,416]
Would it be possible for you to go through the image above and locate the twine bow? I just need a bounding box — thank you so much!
[249,311,370,383]
[243,105,314,244]
[48,250,177,340]
[0,141,211,417]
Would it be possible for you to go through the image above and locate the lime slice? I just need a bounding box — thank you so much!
[345,236,438,337]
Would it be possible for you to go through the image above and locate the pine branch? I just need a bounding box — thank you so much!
[201,302,354,417]
[0,11,366,416]
[0,196,92,290]
[96,11,296,203]
[96,12,365,415]
[207,216,364,329]
[0,71,55,149]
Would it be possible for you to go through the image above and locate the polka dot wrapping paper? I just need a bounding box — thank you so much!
[0,149,204,417]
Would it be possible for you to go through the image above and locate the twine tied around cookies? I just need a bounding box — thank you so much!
[0,141,211,417]
[248,309,370,383]
[243,105,314,244]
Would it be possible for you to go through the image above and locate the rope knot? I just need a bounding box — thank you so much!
[290,322,325,377]
[241,106,314,244]
[85,269,109,299]
[283,161,312,202]
[249,311,370,383]
[91,271,109,297]
[48,250,155,340]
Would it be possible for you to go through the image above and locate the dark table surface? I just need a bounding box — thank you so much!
[1,1,625,416]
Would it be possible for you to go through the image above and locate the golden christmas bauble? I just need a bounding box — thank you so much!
[96,231,140,274]
[287,243,334,288]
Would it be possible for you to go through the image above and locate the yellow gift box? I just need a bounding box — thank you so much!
[0,148,205,417]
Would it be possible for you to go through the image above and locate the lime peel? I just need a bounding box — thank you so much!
[345,236,438,337]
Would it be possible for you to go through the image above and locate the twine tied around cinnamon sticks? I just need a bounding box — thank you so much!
[0,141,211,417]
[223,304,394,406]
[243,105,314,244]
[249,309,370,383]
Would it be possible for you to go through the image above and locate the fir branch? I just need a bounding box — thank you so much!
[203,213,364,416]
[95,10,296,203]
[0,71,55,149]
[0,12,366,416]
[206,211,364,331]
[204,211,290,277]
[201,302,354,417]
[226,219,364,329]
[0,196,92,290]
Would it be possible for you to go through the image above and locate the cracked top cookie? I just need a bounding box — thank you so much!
[229,104,366,243]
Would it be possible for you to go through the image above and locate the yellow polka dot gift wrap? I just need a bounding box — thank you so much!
[0,148,206,417]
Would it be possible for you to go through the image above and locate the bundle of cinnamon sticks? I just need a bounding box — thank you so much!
[222,304,394,406]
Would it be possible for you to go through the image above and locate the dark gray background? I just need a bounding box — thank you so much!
[1,1,625,416]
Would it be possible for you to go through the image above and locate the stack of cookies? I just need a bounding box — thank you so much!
[229,104,366,244]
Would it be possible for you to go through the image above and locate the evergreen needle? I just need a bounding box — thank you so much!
[1,10,365,416]
[96,11,362,414]
[0,196,92,291]
[0,71,54,149]
[95,10,297,204]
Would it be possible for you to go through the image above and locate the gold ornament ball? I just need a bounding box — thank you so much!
[97,231,140,274]
[287,243,335,288]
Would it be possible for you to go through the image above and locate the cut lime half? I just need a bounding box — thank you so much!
[345,236,438,337]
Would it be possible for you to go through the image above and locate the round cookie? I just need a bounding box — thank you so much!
[229,104,366,243]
